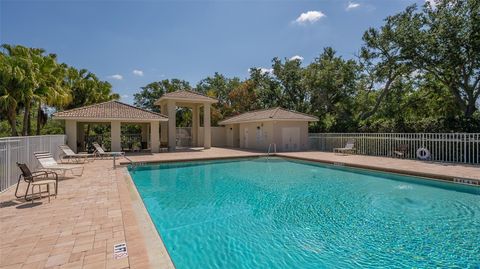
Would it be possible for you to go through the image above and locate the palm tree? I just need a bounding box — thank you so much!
[0,45,33,136]
[33,55,71,135]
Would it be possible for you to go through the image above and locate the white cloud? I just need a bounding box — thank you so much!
[132,69,144,76]
[248,68,274,75]
[121,94,129,99]
[108,74,123,80]
[425,0,437,7]
[289,55,304,61]
[294,11,326,25]
[260,68,273,75]
[346,2,360,11]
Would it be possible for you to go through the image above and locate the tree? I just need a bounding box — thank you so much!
[358,16,413,120]
[64,67,117,110]
[0,45,32,136]
[304,47,359,131]
[392,0,480,119]
[196,72,241,124]
[227,80,259,114]
[31,52,71,135]
[248,68,283,109]
[272,57,308,112]
[133,79,191,113]
[63,66,118,136]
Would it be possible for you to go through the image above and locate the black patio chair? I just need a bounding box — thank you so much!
[15,162,58,201]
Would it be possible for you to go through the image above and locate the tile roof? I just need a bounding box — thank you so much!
[155,90,217,104]
[218,107,318,125]
[53,101,168,120]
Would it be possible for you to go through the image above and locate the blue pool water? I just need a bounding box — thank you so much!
[129,157,480,268]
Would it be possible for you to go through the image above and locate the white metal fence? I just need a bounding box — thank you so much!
[0,135,66,192]
[309,133,480,165]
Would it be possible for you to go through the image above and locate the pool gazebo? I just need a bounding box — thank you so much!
[53,90,218,153]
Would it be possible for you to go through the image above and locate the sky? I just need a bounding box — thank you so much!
[1,0,428,104]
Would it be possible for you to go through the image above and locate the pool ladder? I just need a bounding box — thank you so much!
[113,154,136,169]
[267,143,277,158]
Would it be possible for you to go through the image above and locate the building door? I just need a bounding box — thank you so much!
[282,127,300,151]
[243,128,249,148]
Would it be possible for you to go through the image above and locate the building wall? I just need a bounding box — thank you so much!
[198,127,226,147]
[272,121,309,151]
[233,121,309,152]
[225,124,240,148]
[238,122,274,151]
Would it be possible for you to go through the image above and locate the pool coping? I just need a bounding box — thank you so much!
[121,153,479,187]
[275,154,480,187]
[119,153,263,165]
[121,167,176,269]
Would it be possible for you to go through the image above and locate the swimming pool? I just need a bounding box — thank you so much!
[129,157,480,268]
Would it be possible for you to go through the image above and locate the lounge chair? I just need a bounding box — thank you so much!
[15,162,58,201]
[393,144,408,158]
[59,145,93,163]
[34,151,84,176]
[333,139,356,155]
[92,142,125,159]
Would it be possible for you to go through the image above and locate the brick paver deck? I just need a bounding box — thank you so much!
[0,159,148,269]
[1,147,478,269]
[277,151,480,181]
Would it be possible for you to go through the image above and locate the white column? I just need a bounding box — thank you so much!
[111,121,121,152]
[141,124,148,142]
[65,120,77,153]
[167,100,176,151]
[77,122,85,152]
[160,103,168,144]
[203,103,211,149]
[192,104,199,147]
[150,121,160,153]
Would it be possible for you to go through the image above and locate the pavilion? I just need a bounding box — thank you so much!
[53,90,218,153]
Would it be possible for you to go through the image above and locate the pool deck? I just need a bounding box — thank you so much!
[0,147,478,269]
[277,151,480,182]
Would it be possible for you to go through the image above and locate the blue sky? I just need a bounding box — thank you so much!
[1,0,426,103]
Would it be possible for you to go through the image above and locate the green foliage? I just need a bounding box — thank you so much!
[133,79,191,113]
[2,0,479,136]
[40,117,64,135]
[0,44,118,137]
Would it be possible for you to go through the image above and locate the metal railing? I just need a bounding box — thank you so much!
[309,133,480,164]
[0,135,66,192]
[267,143,277,156]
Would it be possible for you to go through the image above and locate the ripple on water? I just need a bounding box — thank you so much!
[131,158,480,269]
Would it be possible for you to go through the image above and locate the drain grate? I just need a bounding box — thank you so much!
[113,243,128,260]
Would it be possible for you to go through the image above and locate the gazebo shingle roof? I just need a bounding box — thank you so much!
[218,107,318,125]
[53,100,168,120]
[155,90,217,104]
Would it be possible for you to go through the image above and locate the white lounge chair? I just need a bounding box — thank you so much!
[92,142,125,159]
[34,151,84,176]
[59,145,93,163]
[333,139,356,155]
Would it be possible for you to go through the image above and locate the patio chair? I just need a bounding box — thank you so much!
[15,162,58,201]
[34,151,84,176]
[333,139,356,155]
[393,144,408,158]
[92,142,125,159]
[59,145,93,163]
[159,142,169,152]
